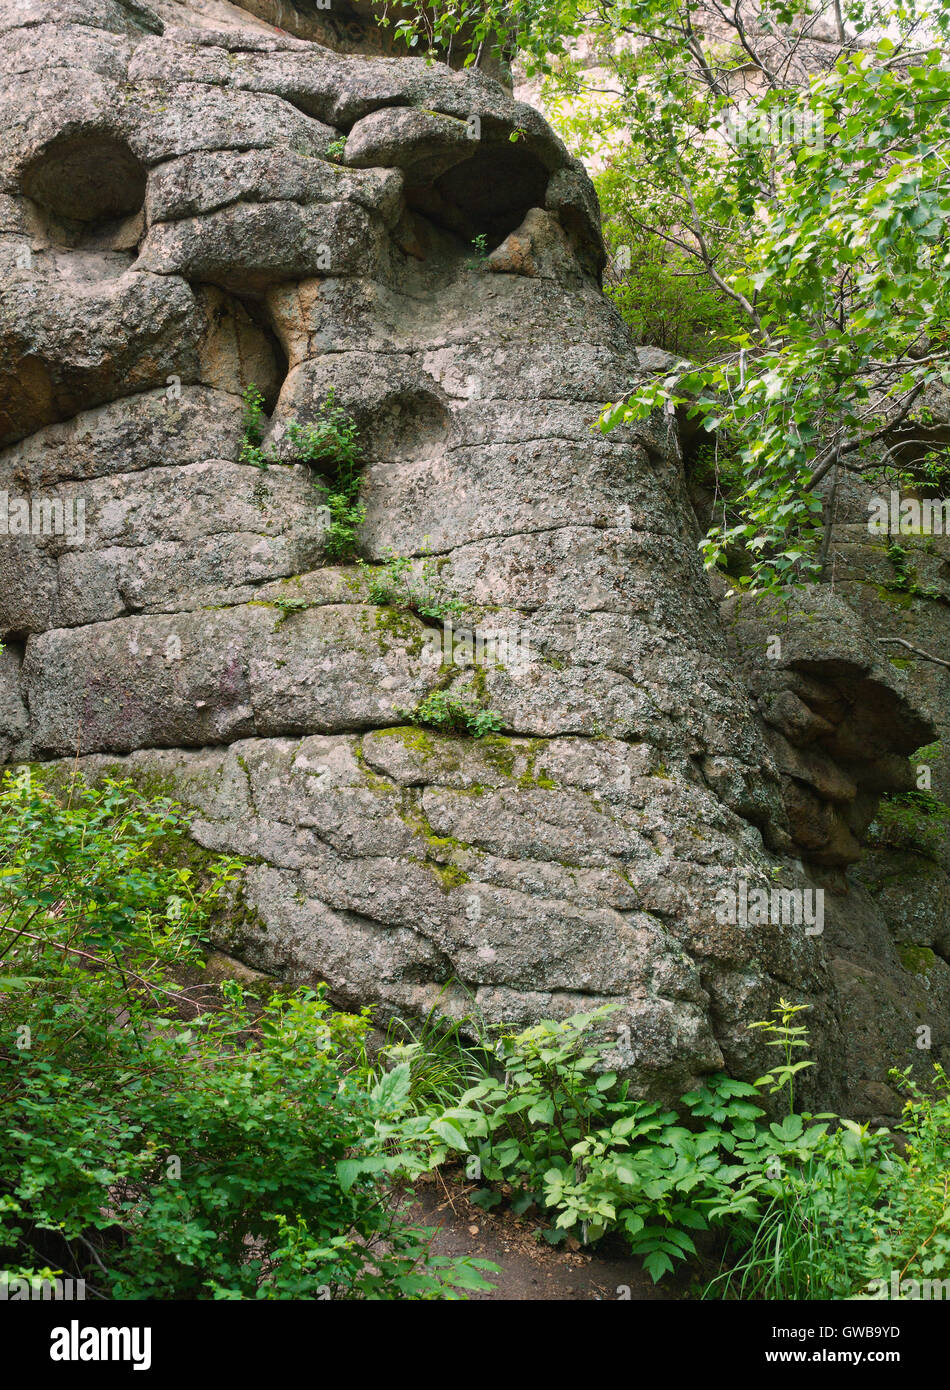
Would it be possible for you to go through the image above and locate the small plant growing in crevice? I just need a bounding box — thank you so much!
[883,541,945,602]
[362,546,465,625]
[466,233,490,271]
[325,135,347,162]
[271,596,310,627]
[396,688,504,739]
[240,384,366,562]
[281,391,365,561]
[240,384,272,469]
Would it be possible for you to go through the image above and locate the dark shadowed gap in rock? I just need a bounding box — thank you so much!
[408,145,551,248]
[20,131,148,252]
[681,423,723,538]
[0,636,26,664]
[881,418,950,477]
[235,0,396,48]
[231,295,290,414]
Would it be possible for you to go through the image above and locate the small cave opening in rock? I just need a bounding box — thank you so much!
[232,294,290,415]
[0,635,26,662]
[20,131,147,251]
[408,144,550,249]
[191,285,290,416]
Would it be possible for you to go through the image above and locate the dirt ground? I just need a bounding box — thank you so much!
[408,1171,710,1301]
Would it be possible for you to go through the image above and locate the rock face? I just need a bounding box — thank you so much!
[0,0,943,1111]
[811,478,950,1118]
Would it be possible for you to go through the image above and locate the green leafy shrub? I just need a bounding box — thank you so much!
[428,1006,756,1273]
[703,1118,895,1299]
[397,688,504,739]
[429,1003,770,1281]
[281,389,360,474]
[0,772,494,1300]
[858,1066,950,1298]
[429,999,950,1293]
[705,1063,950,1301]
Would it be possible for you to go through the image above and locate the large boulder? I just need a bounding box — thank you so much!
[0,0,940,1111]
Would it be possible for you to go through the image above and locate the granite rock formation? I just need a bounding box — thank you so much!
[0,0,943,1112]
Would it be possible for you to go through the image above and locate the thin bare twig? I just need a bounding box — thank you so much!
[878,638,950,670]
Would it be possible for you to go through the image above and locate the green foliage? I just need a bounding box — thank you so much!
[466,233,490,270]
[878,541,945,602]
[362,547,465,623]
[748,998,815,1114]
[5,773,947,1300]
[908,443,950,493]
[604,237,743,361]
[859,1066,950,1296]
[705,1065,950,1300]
[397,688,505,738]
[427,1000,950,1294]
[240,385,365,561]
[283,392,365,561]
[390,0,950,594]
[584,155,744,359]
[240,384,268,467]
[429,1004,767,1281]
[325,136,347,162]
[0,772,494,1299]
[272,595,310,623]
[865,738,950,857]
[867,787,950,857]
[703,1118,895,1299]
[281,389,361,474]
[366,995,493,1116]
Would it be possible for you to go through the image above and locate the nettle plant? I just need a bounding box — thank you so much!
[241,384,366,561]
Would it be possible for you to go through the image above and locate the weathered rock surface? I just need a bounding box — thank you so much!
[0,0,943,1111]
